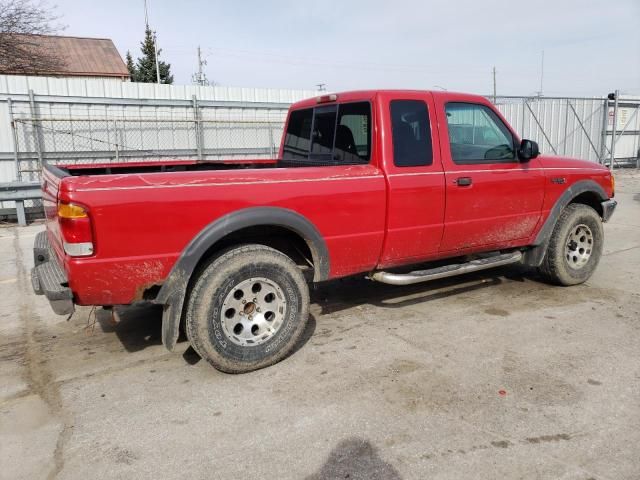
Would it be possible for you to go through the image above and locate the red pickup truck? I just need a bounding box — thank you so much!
[32,90,616,373]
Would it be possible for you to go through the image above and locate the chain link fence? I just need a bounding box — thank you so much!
[8,115,282,215]
[2,90,639,220]
[13,117,283,181]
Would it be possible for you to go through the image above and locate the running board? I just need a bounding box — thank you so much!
[370,251,523,286]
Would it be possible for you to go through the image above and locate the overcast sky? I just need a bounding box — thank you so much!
[54,0,639,96]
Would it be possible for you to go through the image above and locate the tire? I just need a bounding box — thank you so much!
[539,203,604,286]
[185,244,310,373]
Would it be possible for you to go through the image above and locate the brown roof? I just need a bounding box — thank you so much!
[0,34,129,78]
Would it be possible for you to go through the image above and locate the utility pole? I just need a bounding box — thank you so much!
[492,66,497,104]
[144,0,161,84]
[316,83,326,92]
[154,32,161,84]
[538,50,544,97]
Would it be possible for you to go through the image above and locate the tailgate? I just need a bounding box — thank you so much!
[41,164,67,259]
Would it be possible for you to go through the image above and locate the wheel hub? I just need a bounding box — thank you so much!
[565,224,593,269]
[220,277,287,346]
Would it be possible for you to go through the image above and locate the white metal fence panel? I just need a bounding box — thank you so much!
[493,97,608,163]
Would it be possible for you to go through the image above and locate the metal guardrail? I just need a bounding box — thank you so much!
[0,181,41,226]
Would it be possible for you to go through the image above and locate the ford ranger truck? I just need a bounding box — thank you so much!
[31,90,617,373]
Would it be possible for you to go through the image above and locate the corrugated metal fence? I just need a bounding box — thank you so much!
[1,74,639,218]
[494,95,639,166]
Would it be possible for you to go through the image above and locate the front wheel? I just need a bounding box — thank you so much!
[185,244,310,373]
[539,203,604,286]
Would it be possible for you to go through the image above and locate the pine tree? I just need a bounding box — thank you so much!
[132,27,173,84]
[125,51,137,80]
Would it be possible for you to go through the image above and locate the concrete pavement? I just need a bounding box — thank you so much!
[1,171,639,480]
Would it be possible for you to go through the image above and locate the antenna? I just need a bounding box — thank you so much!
[316,83,326,92]
[192,46,210,86]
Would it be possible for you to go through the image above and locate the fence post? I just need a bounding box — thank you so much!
[28,90,44,173]
[521,98,526,139]
[113,119,120,162]
[609,90,619,170]
[192,95,203,160]
[563,99,570,155]
[268,123,275,157]
[7,98,21,182]
[599,98,609,165]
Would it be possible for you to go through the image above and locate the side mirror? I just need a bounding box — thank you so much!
[518,139,539,161]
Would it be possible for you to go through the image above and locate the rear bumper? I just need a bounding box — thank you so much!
[32,231,74,315]
[601,199,617,222]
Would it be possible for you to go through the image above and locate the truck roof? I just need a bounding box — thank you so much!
[289,89,489,109]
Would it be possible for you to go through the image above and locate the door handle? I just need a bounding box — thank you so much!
[455,177,472,186]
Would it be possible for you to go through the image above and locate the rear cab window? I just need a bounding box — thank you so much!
[282,102,371,166]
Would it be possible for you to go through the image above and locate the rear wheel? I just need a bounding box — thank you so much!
[185,244,309,373]
[539,203,604,285]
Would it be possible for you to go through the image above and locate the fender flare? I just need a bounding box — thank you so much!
[522,179,608,266]
[155,207,330,350]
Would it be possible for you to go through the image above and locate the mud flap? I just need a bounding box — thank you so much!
[161,297,184,351]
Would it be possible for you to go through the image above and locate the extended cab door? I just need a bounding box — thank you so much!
[377,92,446,267]
[436,98,545,252]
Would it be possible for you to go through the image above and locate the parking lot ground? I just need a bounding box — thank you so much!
[1,171,639,480]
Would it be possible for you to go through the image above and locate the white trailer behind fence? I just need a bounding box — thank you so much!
[1,74,639,217]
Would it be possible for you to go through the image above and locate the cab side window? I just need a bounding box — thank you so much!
[390,100,433,167]
[445,103,516,164]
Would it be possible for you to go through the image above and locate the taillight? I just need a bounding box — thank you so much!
[57,202,94,256]
[611,174,615,198]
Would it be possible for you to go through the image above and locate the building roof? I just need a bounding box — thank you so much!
[0,34,129,78]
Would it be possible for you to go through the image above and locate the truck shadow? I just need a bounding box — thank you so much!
[96,303,164,353]
[311,264,532,316]
[95,302,318,363]
[96,264,533,358]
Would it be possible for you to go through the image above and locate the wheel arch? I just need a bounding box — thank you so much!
[155,207,329,350]
[523,180,608,266]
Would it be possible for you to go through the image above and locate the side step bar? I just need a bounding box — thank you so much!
[370,251,523,286]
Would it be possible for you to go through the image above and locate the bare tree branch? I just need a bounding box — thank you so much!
[0,0,66,74]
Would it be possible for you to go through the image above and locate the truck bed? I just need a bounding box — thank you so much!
[42,160,387,306]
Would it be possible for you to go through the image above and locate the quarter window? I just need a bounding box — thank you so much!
[446,103,516,164]
[390,100,433,167]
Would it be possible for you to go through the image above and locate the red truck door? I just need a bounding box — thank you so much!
[377,93,446,267]
[437,100,545,252]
